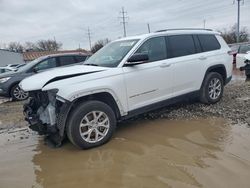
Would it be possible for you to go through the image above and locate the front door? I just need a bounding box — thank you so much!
[123,36,173,111]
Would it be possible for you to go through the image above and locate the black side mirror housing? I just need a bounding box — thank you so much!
[33,67,38,73]
[126,53,149,66]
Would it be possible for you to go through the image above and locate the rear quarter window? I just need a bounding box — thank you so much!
[198,34,221,52]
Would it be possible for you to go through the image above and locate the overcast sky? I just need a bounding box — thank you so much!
[0,0,249,50]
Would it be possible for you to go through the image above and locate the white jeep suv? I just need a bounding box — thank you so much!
[21,29,232,149]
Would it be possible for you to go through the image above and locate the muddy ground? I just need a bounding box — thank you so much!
[0,72,250,188]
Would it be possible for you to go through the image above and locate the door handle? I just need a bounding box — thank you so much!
[160,63,171,68]
[199,56,207,60]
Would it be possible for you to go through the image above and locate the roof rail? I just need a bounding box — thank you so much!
[156,28,213,32]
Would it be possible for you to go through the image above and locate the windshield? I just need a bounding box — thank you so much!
[84,39,139,67]
[17,56,47,72]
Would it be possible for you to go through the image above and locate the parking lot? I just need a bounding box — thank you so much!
[0,71,250,188]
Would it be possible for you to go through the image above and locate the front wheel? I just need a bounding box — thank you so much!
[200,72,224,104]
[66,101,117,149]
[10,84,29,101]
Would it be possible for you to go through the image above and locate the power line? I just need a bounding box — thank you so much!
[118,7,129,37]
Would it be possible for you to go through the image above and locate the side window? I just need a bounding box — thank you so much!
[135,37,167,62]
[0,69,3,73]
[75,55,87,63]
[59,56,76,66]
[34,58,57,71]
[198,34,221,52]
[167,35,196,58]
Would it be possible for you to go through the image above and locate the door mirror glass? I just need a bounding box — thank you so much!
[126,53,149,65]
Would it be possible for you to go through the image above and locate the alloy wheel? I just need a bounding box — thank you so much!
[13,86,29,100]
[208,78,222,100]
[79,111,110,143]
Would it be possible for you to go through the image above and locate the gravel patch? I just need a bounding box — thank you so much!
[133,80,250,126]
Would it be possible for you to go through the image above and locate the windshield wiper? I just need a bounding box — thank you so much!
[84,63,99,66]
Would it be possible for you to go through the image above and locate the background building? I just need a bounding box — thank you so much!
[0,49,24,66]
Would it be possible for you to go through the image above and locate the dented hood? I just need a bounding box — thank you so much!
[20,65,109,91]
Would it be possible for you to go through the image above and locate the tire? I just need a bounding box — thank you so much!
[66,100,117,149]
[10,84,29,101]
[200,72,224,104]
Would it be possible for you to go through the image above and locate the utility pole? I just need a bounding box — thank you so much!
[147,23,151,33]
[53,36,58,51]
[119,7,128,37]
[87,27,92,50]
[234,0,244,43]
[203,19,206,29]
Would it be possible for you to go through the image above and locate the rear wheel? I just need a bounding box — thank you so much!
[66,100,116,149]
[10,84,29,101]
[200,72,224,104]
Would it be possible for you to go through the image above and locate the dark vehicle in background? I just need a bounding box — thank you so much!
[0,53,89,100]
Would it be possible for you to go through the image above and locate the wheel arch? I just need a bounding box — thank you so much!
[202,64,227,86]
[56,91,123,137]
[71,92,122,119]
[8,81,20,96]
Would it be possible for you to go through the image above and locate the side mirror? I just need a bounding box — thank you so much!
[125,53,149,66]
[33,67,38,73]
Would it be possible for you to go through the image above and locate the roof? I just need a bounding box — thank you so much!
[23,49,92,62]
[116,29,220,42]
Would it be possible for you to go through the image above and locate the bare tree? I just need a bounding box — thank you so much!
[91,38,111,53]
[24,42,38,51]
[7,42,24,53]
[218,24,249,44]
[36,39,62,51]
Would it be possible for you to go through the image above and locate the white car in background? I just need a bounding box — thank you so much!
[0,67,15,74]
[5,64,21,69]
[236,44,250,68]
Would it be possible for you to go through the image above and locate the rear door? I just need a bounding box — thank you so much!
[167,34,203,97]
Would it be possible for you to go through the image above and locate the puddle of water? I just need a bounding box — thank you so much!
[0,118,250,188]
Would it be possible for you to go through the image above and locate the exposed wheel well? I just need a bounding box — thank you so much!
[206,65,227,84]
[71,92,121,119]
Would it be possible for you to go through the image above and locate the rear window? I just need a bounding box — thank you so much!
[167,35,196,58]
[198,34,221,52]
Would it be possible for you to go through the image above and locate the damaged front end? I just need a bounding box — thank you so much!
[23,90,71,147]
